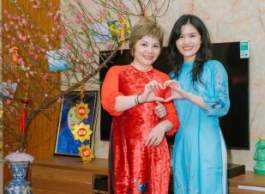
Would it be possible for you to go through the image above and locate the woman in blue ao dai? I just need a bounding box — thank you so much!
[166,14,230,194]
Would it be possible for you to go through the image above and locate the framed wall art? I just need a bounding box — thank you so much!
[54,90,98,157]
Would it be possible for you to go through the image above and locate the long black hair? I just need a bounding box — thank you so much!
[168,14,212,83]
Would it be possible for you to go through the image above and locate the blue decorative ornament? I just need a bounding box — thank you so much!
[137,182,147,193]
[47,49,71,72]
[0,82,17,98]
[135,180,147,193]
[5,161,32,194]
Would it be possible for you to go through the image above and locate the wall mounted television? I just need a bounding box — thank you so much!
[99,41,249,150]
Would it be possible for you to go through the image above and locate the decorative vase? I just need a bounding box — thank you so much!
[4,161,32,194]
[4,151,34,194]
[253,136,265,175]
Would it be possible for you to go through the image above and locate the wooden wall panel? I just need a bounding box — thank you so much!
[2,0,60,160]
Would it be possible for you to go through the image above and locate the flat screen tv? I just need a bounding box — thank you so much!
[99,41,249,150]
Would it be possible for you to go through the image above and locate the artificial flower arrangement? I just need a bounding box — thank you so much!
[1,0,133,160]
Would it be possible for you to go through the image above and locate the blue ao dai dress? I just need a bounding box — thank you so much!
[170,60,230,194]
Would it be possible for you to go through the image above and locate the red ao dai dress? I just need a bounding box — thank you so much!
[101,65,179,194]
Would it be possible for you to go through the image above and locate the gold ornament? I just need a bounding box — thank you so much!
[79,145,94,161]
[72,123,92,142]
[74,102,89,120]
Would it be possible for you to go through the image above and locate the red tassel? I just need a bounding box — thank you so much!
[19,108,27,134]
[10,47,19,64]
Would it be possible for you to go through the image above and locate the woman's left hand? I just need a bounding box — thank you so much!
[164,80,184,101]
[144,125,166,146]
[154,101,167,118]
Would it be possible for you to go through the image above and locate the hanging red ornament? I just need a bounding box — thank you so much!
[19,110,27,134]
[18,98,30,134]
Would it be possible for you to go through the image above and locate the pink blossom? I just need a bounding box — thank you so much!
[47,11,53,17]
[43,35,49,42]
[17,32,27,42]
[3,9,8,15]
[105,42,114,49]
[4,23,9,31]
[57,97,62,103]
[28,50,34,56]
[11,37,16,42]
[4,99,12,106]
[31,0,41,9]
[21,18,27,25]
[18,58,25,66]
[75,12,84,24]
[29,71,34,76]
[82,50,93,58]
[65,43,73,50]
[53,12,60,22]
[42,74,48,80]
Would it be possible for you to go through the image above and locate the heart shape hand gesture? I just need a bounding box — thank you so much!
[163,80,184,102]
[138,80,165,103]
[138,80,184,103]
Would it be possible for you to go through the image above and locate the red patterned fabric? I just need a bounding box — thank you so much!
[101,65,179,194]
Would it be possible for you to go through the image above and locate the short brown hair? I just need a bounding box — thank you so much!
[129,17,164,50]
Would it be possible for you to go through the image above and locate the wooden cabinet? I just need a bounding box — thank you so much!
[31,157,108,194]
[229,171,265,194]
[32,159,265,194]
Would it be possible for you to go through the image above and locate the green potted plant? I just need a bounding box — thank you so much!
[254,135,265,175]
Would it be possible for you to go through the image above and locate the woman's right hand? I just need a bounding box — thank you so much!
[138,80,165,103]
[164,80,206,108]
